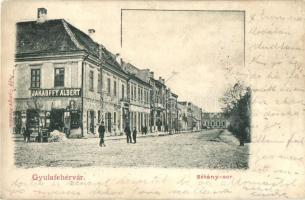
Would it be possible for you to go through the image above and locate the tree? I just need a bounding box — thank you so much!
[219,81,251,146]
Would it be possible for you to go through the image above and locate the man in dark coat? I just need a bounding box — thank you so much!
[132,127,137,143]
[98,121,106,147]
[124,125,132,143]
[144,126,148,135]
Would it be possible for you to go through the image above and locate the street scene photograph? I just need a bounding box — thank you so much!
[13,5,251,169]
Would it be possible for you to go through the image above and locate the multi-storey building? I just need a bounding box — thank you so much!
[178,101,193,130]
[150,77,167,132]
[99,49,129,136]
[14,8,129,137]
[178,101,202,131]
[166,90,178,133]
[190,103,202,131]
[177,102,188,131]
[122,62,151,133]
[14,8,205,138]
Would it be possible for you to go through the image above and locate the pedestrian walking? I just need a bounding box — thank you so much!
[125,125,132,143]
[98,121,106,147]
[144,126,147,135]
[132,127,137,143]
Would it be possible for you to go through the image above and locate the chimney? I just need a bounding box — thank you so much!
[88,29,96,37]
[37,8,47,23]
[150,71,154,78]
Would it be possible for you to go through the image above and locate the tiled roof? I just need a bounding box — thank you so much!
[16,19,81,54]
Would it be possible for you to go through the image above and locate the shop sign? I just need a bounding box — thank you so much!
[31,88,81,97]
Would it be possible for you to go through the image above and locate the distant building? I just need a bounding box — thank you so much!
[166,90,178,133]
[177,102,188,131]
[150,77,167,132]
[202,112,227,129]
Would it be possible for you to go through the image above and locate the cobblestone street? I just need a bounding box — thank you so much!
[15,129,249,169]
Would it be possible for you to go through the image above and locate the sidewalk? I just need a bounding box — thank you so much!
[93,130,201,141]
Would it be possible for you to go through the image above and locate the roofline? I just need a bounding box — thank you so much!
[156,80,166,86]
[15,50,87,62]
[102,63,129,80]
[129,74,151,88]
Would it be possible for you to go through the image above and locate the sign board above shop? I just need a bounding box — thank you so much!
[31,88,81,97]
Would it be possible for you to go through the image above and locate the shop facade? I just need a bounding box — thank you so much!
[14,13,121,138]
[14,55,102,138]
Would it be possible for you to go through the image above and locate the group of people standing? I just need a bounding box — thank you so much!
[124,125,137,144]
[98,121,139,147]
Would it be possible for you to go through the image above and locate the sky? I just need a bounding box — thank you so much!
[8,1,244,112]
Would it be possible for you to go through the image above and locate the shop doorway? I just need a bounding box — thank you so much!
[26,109,40,131]
[70,110,80,129]
[122,108,129,130]
[87,110,95,134]
[50,109,64,131]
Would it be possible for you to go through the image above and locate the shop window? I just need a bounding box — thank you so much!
[54,68,65,87]
[89,70,94,91]
[31,69,40,88]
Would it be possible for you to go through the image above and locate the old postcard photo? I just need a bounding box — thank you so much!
[1,0,305,199]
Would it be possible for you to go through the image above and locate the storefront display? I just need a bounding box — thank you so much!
[70,110,80,129]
